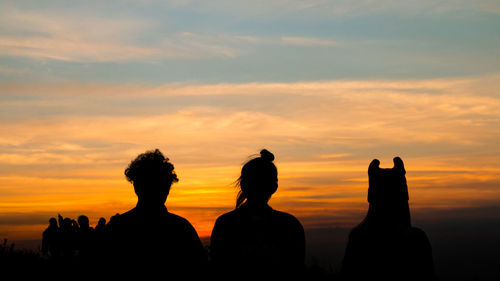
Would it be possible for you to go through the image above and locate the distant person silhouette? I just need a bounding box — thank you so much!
[105,149,206,277]
[341,157,435,281]
[210,149,305,279]
[42,217,61,258]
[77,215,92,231]
[92,217,107,266]
[60,217,77,258]
[75,215,94,263]
[95,217,106,233]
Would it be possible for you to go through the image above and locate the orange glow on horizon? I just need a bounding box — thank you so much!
[2,156,499,241]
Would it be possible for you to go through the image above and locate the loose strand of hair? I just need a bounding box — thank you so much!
[235,190,246,209]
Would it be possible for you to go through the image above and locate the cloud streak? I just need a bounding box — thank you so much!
[0,7,341,62]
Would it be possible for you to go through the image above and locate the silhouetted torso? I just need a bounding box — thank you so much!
[60,219,77,259]
[42,224,60,258]
[106,205,206,276]
[75,226,94,264]
[210,203,305,279]
[341,223,434,281]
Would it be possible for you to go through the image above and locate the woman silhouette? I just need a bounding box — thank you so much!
[210,149,305,279]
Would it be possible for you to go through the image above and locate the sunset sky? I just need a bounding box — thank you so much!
[1,0,499,245]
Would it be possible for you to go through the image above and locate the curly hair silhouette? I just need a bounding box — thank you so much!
[106,149,206,277]
[124,148,178,208]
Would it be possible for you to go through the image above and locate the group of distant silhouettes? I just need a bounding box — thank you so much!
[42,214,107,265]
[42,148,435,280]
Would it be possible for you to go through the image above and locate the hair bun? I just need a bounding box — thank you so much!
[260,149,274,162]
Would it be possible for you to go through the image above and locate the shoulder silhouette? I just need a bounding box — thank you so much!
[210,149,305,279]
[341,157,435,281]
[105,149,206,277]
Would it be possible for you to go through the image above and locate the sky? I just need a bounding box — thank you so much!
[1,0,500,260]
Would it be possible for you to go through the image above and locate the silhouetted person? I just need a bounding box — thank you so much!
[210,149,305,279]
[341,157,435,281]
[95,217,106,233]
[42,217,61,258]
[75,215,95,263]
[105,149,206,277]
[60,217,77,259]
[92,217,107,267]
[77,215,92,231]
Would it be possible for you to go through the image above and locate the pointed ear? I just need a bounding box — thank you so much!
[393,156,406,175]
[368,159,380,175]
[367,159,379,203]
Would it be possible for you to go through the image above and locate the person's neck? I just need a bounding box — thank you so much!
[247,200,268,207]
[243,201,272,212]
[136,200,167,213]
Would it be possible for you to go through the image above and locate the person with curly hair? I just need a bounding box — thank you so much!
[106,149,206,277]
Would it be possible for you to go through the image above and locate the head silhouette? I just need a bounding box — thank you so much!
[236,149,278,208]
[49,217,58,228]
[365,157,410,227]
[97,217,106,226]
[78,215,90,230]
[62,218,73,230]
[125,149,178,207]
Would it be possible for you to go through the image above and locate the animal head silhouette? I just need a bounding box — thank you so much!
[367,157,409,204]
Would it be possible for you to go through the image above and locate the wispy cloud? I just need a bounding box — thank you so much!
[0,8,157,62]
[0,9,241,62]
[0,7,343,62]
[316,153,351,159]
[0,37,160,62]
[2,75,499,151]
[280,36,338,47]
